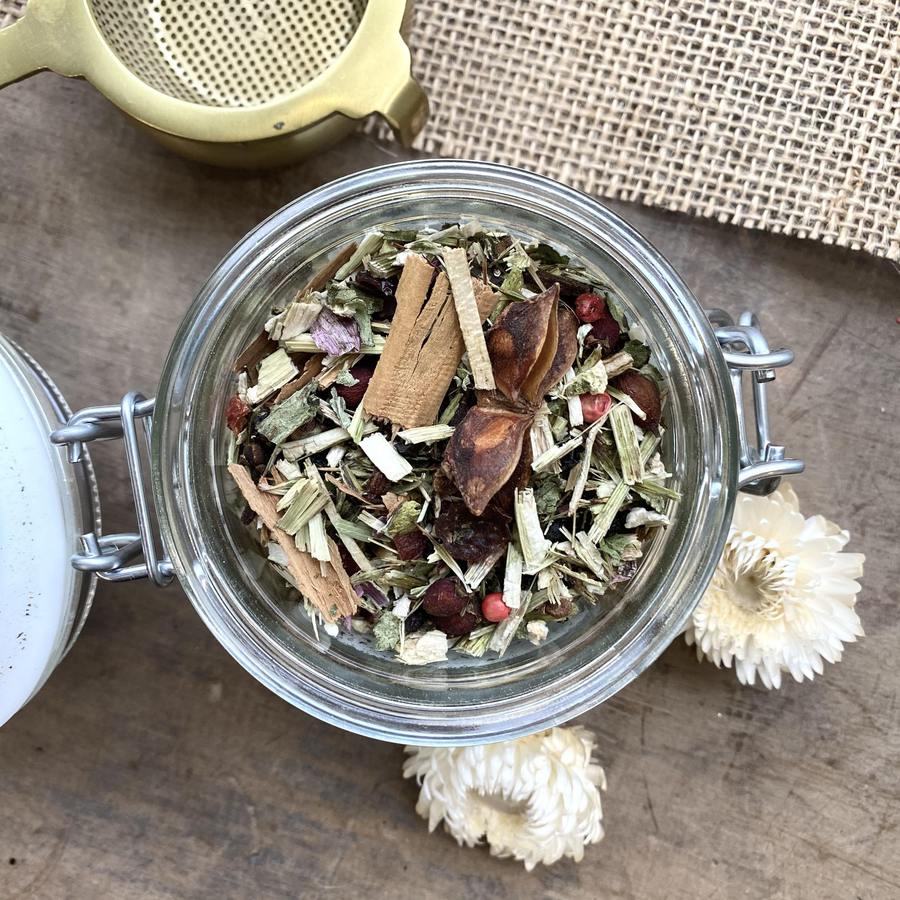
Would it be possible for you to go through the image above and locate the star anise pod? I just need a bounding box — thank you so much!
[442,284,578,516]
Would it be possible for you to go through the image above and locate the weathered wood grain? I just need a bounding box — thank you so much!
[0,74,898,900]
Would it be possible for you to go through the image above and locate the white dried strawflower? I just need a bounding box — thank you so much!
[685,485,864,688]
[404,726,605,870]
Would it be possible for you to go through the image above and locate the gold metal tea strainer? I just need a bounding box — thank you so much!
[0,0,427,166]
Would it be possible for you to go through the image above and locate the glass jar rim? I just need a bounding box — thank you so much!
[152,160,738,745]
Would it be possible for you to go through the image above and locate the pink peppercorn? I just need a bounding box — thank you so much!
[481,592,510,622]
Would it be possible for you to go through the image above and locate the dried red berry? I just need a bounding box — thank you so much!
[363,471,391,504]
[226,395,251,434]
[434,499,510,564]
[543,596,574,619]
[335,365,374,407]
[422,578,467,617]
[393,530,429,561]
[574,292,606,323]
[481,592,510,622]
[434,609,478,636]
[611,370,662,430]
[580,392,614,423]
[590,311,623,353]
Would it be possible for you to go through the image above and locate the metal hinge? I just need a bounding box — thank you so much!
[708,310,804,495]
[50,392,173,586]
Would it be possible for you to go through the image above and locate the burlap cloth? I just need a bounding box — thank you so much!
[4,0,897,260]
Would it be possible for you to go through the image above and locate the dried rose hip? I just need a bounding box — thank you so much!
[612,370,662,430]
[364,471,391,504]
[422,578,467,617]
[574,292,606,323]
[434,499,510,564]
[393,530,429,561]
[590,312,623,353]
[481,592,510,622]
[335,365,374,407]
[226,395,251,434]
[543,596,574,619]
[434,609,478,637]
[580,392,614,423]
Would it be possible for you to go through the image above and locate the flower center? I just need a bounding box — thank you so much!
[720,535,796,620]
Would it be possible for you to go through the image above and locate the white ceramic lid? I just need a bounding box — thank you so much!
[0,335,95,727]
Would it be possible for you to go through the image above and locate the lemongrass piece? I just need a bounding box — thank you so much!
[454,625,497,658]
[606,385,646,420]
[246,349,298,404]
[275,459,302,481]
[501,542,524,609]
[463,545,506,591]
[529,408,560,474]
[443,247,495,390]
[563,368,585,427]
[333,517,374,542]
[640,432,661,465]
[588,480,630,542]
[276,479,329,535]
[359,433,413,481]
[573,531,607,579]
[334,230,383,281]
[488,590,533,655]
[358,510,387,532]
[531,430,584,472]
[266,300,323,340]
[282,422,377,461]
[567,420,603,516]
[307,512,330,562]
[397,424,456,444]
[603,350,635,378]
[426,535,468,584]
[609,404,644,485]
[284,334,385,355]
[303,460,372,571]
[634,480,681,502]
[515,488,551,572]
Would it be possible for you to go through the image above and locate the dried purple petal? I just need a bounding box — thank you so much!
[310,308,360,356]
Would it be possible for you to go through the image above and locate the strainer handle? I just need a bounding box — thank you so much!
[377,74,429,147]
[0,0,83,88]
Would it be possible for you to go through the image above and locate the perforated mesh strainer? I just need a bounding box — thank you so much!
[0,0,426,166]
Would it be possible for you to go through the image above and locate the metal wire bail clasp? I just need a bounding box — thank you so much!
[50,393,174,586]
[707,310,805,495]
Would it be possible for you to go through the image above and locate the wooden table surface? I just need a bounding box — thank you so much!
[1,76,898,900]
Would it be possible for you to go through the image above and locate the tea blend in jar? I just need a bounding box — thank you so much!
[225,223,680,665]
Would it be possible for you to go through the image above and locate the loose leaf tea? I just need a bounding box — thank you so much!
[226,222,679,662]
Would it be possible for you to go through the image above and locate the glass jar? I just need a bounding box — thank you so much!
[2,160,802,743]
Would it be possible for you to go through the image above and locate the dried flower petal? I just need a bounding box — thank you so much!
[309,308,361,356]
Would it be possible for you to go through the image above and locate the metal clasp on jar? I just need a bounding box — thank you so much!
[50,393,174,586]
[707,310,804,495]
